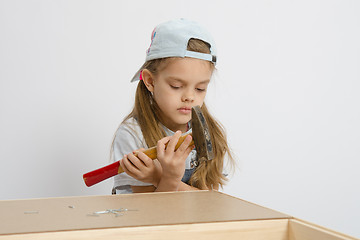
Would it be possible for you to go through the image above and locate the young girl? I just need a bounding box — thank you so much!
[111,18,234,194]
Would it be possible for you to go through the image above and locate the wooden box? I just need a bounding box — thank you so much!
[0,191,357,239]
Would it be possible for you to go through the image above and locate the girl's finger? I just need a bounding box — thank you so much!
[166,130,182,152]
[137,151,153,167]
[119,156,127,171]
[122,155,141,174]
[175,135,193,153]
[127,153,146,170]
[157,136,171,146]
[133,148,146,155]
[184,144,195,157]
[156,136,171,158]
[120,156,140,179]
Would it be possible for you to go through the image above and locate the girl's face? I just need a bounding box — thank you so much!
[143,58,213,133]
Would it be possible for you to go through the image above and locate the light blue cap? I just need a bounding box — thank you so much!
[131,18,217,82]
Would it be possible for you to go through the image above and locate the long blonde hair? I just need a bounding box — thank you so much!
[119,39,235,189]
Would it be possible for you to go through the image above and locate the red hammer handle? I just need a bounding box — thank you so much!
[83,161,123,187]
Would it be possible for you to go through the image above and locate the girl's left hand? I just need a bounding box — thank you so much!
[156,131,194,190]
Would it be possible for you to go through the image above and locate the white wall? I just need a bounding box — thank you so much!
[1,0,359,238]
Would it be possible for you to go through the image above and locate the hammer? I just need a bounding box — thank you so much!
[83,105,214,187]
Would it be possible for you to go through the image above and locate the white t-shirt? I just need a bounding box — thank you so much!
[112,117,197,194]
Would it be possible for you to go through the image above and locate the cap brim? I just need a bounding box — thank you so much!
[130,68,141,82]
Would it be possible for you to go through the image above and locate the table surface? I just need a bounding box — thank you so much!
[0,190,290,235]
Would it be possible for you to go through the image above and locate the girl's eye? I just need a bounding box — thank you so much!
[170,85,181,89]
[196,88,206,92]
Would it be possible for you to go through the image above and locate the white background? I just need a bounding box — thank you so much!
[1,0,359,238]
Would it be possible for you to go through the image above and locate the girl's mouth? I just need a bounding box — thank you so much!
[178,107,192,114]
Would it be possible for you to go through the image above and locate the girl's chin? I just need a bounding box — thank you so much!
[165,121,189,132]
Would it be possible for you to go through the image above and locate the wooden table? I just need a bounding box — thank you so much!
[0,191,357,239]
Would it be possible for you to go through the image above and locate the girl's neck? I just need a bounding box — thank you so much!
[161,121,189,133]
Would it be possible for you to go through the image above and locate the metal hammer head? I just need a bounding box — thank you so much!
[191,106,214,162]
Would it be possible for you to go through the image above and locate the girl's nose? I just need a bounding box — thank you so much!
[181,90,194,102]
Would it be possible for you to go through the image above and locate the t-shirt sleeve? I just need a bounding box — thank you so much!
[112,120,153,189]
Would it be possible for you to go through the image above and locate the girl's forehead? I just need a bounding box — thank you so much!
[159,57,213,79]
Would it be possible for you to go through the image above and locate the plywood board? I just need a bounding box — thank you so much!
[0,190,289,235]
[288,219,357,240]
[0,219,290,240]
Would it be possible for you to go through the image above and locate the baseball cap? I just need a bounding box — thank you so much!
[131,18,217,82]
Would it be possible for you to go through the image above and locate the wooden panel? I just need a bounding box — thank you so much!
[0,191,289,235]
[288,219,358,240]
[0,219,289,240]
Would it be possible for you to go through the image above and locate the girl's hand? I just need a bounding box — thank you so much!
[120,148,162,187]
[155,131,194,191]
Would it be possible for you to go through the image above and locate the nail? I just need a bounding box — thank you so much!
[24,211,39,214]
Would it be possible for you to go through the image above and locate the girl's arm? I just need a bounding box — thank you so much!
[177,182,199,191]
[131,185,156,193]
[130,181,218,193]
[130,183,194,193]
[178,182,219,191]
[131,182,199,193]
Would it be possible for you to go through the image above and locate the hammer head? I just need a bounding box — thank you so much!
[192,106,214,162]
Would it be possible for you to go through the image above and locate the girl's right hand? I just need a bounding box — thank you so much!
[155,131,194,191]
[120,148,162,187]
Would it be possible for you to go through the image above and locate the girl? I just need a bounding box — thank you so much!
[111,19,234,194]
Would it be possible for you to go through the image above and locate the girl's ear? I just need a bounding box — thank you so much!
[141,69,154,93]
